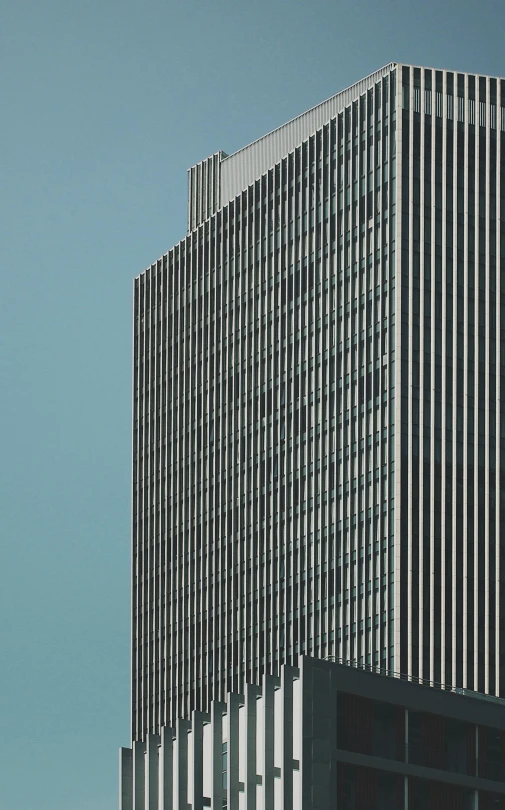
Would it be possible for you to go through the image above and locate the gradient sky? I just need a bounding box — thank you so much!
[1,1,504,807]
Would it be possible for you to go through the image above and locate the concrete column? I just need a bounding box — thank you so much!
[159,726,175,810]
[132,741,146,810]
[245,683,261,810]
[191,712,209,810]
[228,693,242,809]
[211,701,226,806]
[327,664,338,805]
[174,718,190,810]
[281,668,294,810]
[299,658,312,810]
[146,735,160,810]
[119,748,133,810]
[262,675,276,810]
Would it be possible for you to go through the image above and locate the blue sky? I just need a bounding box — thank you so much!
[1,0,504,807]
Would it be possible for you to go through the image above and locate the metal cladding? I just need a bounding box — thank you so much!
[132,63,505,743]
[187,65,396,233]
[187,152,227,234]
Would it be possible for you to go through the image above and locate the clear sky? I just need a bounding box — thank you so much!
[1,1,504,807]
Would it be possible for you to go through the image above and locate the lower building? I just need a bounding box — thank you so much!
[120,656,505,809]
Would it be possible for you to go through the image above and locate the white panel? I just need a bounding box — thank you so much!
[202,723,212,797]
[292,678,301,761]
[187,730,193,805]
[256,695,264,776]
[293,770,300,808]
[238,703,246,783]
[274,776,282,810]
[273,687,282,768]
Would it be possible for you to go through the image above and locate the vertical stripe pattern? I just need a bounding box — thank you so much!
[132,64,505,744]
[398,66,505,693]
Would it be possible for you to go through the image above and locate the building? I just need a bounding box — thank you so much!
[120,655,505,810]
[131,62,505,741]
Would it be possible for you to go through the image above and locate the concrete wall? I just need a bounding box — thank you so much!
[121,656,505,809]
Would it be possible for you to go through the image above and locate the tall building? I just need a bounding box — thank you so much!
[132,62,505,741]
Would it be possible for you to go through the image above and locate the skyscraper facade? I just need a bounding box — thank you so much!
[131,63,505,741]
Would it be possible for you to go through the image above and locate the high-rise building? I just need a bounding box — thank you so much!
[131,62,505,741]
